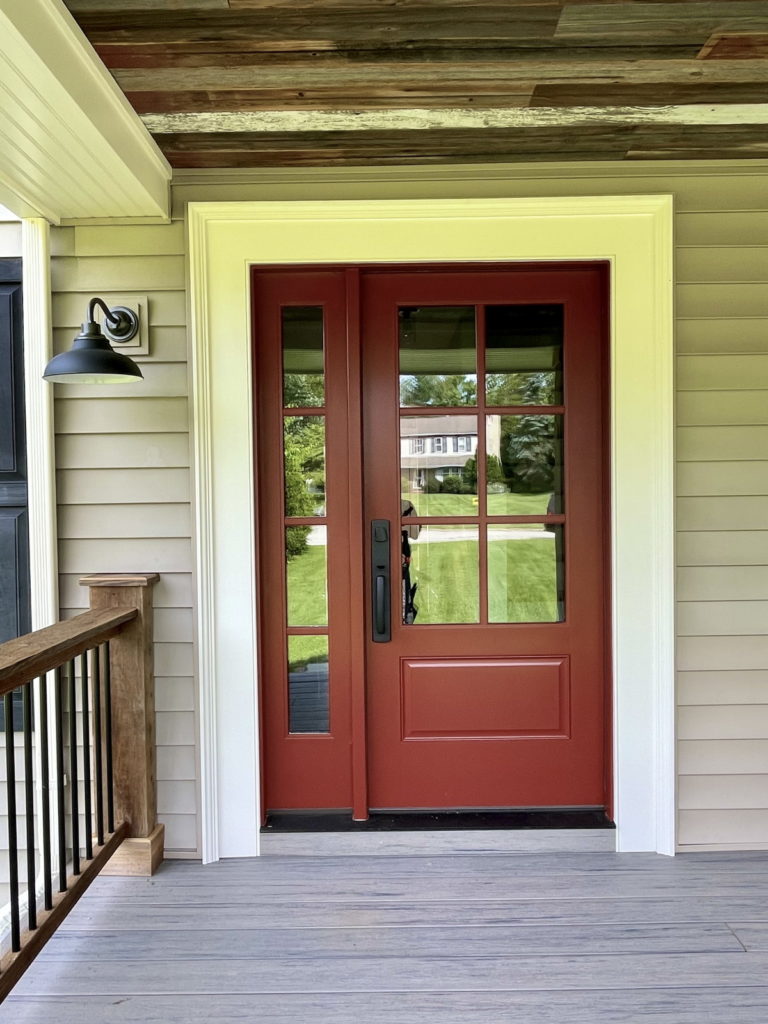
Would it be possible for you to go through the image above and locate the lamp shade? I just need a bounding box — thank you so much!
[43,322,143,384]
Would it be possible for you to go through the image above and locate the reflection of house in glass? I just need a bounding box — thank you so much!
[400,415,502,493]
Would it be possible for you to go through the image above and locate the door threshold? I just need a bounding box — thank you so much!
[261,810,616,855]
[263,809,614,832]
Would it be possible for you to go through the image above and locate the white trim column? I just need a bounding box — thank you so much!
[187,196,675,860]
[22,217,58,629]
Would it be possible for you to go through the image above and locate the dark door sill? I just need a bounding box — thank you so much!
[262,809,615,833]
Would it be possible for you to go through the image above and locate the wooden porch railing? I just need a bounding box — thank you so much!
[0,573,162,999]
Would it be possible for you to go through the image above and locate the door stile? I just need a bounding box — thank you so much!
[343,268,369,820]
[476,304,489,625]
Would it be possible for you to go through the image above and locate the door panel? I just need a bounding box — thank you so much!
[361,268,607,810]
[253,264,609,814]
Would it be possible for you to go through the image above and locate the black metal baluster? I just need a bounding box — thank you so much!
[40,672,53,911]
[80,652,93,860]
[92,647,104,847]
[22,682,36,931]
[68,660,80,875]
[54,666,67,892]
[4,691,21,951]
[104,642,115,834]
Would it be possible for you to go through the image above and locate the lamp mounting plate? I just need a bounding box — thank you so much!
[103,305,140,345]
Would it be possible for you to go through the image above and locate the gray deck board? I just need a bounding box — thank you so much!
[7,989,768,1024]
[4,847,768,1022]
[38,922,744,960]
[9,951,768,995]
[57,895,768,930]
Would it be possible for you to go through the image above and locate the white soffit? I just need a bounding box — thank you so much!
[0,0,170,223]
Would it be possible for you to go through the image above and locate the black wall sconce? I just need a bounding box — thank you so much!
[43,297,143,384]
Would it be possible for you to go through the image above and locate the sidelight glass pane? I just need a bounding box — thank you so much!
[488,524,564,622]
[485,304,563,406]
[284,416,326,517]
[400,414,478,516]
[282,306,325,408]
[399,306,477,407]
[288,636,329,733]
[403,525,479,624]
[286,526,328,627]
[486,414,564,516]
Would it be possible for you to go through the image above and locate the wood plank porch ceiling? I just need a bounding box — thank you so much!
[63,1,768,168]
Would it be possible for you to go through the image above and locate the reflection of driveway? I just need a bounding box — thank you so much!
[425,528,555,542]
[307,528,552,544]
[306,525,553,546]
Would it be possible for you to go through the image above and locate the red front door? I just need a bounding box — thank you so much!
[253,264,610,814]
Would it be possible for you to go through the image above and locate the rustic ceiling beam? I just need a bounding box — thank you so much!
[112,58,768,91]
[142,104,768,135]
[96,45,706,69]
[68,3,768,52]
[153,123,768,168]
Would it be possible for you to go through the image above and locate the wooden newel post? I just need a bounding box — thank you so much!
[80,573,164,876]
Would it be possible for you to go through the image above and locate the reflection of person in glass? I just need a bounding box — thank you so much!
[401,498,420,624]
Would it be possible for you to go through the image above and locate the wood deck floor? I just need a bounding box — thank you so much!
[4,843,768,1022]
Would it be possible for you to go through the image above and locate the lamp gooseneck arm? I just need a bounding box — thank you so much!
[87,297,121,326]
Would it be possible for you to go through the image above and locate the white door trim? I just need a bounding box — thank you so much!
[187,195,675,862]
[22,217,59,631]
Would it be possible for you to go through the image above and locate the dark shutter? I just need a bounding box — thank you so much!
[0,260,29,729]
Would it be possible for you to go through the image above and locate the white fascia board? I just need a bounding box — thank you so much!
[0,0,170,223]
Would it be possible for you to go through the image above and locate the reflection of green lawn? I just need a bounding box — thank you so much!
[284,533,558,631]
[288,634,328,671]
[410,536,479,623]
[487,492,551,516]
[488,538,558,622]
[412,536,558,623]
[402,492,551,516]
[286,544,328,627]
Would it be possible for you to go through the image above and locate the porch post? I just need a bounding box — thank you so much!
[80,572,164,875]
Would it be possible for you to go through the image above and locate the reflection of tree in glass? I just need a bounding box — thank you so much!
[400,374,477,407]
[504,417,556,494]
[284,416,325,558]
[283,372,325,408]
[462,454,504,490]
[486,370,556,406]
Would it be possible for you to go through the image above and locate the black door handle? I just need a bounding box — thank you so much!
[371,519,391,643]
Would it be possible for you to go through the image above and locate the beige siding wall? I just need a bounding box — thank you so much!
[0,219,21,256]
[50,221,198,857]
[53,162,768,854]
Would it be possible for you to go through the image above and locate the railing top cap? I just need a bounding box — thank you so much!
[80,573,160,588]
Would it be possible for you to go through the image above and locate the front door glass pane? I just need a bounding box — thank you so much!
[401,414,478,516]
[485,304,563,406]
[486,414,564,515]
[288,636,329,733]
[404,525,479,624]
[286,525,328,626]
[284,416,326,516]
[399,306,476,407]
[488,525,565,623]
[282,306,325,408]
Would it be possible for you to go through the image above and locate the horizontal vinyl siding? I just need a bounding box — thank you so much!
[671,173,768,848]
[51,221,198,858]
